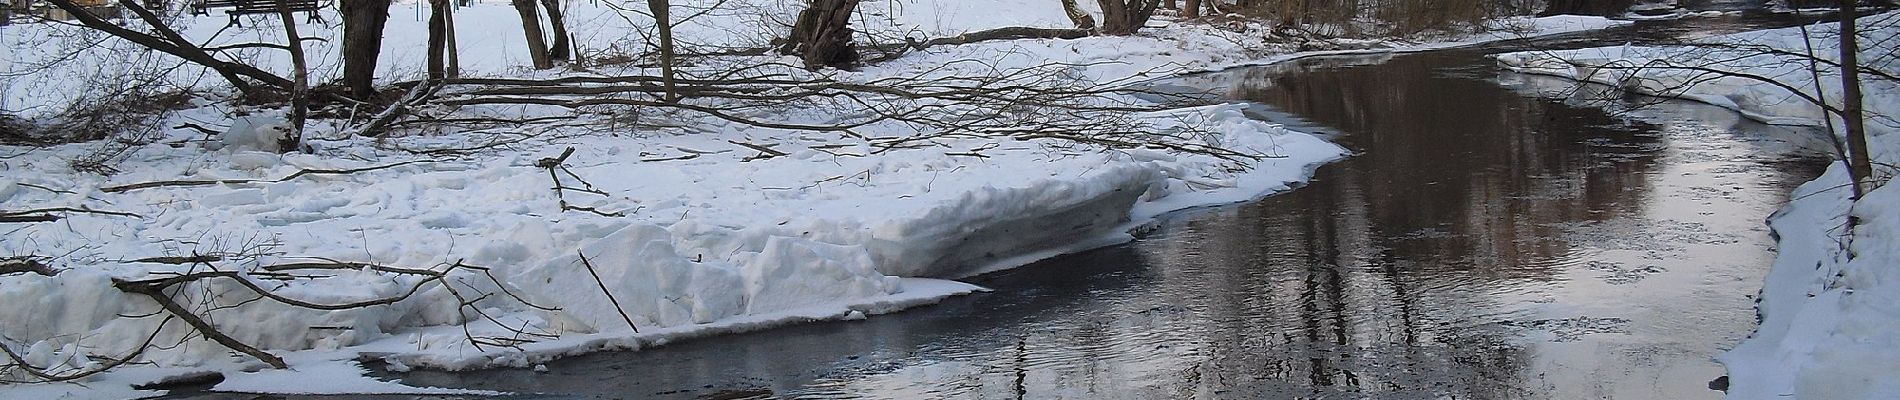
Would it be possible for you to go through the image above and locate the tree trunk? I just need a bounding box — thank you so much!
[781,0,862,70]
[444,2,460,78]
[427,0,447,79]
[341,0,393,99]
[647,0,678,101]
[1096,0,1159,35]
[1099,0,1129,35]
[539,0,570,61]
[277,6,308,153]
[1060,0,1096,30]
[1183,0,1200,18]
[512,0,552,69]
[1840,0,1872,196]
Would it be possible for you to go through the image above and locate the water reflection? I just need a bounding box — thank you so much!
[322,26,1833,400]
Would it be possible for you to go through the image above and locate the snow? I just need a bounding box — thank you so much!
[1494,14,1900,400]
[0,0,1621,397]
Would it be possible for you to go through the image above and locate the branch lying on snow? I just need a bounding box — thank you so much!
[348,80,445,138]
[537,147,630,217]
[113,278,289,369]
[577,251,638,333]
[728,140,787,161]
[0,316,172,383]
[0,257,56,276]
[0,206,144,223]
[1,255,563,381]
[100,160,430,193]
[860,27,1093,63]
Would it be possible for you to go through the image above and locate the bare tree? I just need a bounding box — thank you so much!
[342,0,394,98]
[508,0,573,70]
[648,0,679,101]
[278,0,310,152]
[428,0,453,79]
[1096,0,1161,35]
[512,0,554,69]
[1838,0,1873,196]
[540,0,572,61]
[782,0,862,70]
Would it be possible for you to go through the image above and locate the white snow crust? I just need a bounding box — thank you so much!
[0,0,1619,396]
[1495,14,1900,400]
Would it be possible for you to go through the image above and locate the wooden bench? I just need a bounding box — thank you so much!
[193,0,322,25]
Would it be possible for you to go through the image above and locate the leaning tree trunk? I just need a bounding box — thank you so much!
[512,0,553,69]
[1060,0,1096,30]
[781,0,862,71]
[539,0,570,61]
[48,0,294,98]
[341,0,393,99]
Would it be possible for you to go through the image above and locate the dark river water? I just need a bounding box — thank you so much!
[170,15,1834,400]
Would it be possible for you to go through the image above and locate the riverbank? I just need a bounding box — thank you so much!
[1494,14,1900,399]
[1,2,1617,397]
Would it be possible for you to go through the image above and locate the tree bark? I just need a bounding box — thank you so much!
[445,1,460,78]
[341,0,393,99]
[781,0,862,71]
[539,0,570,61]
[1183,0,1200,18]
[1060,0,1096,30]
[1839,0,1872,196]
[427,0,447,79]
[277,5,308,153]
[512,0,553,69]
[648,0,678,101]
[1095,0,1158,35]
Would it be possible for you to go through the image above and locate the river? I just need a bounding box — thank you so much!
[170,14,1834,400]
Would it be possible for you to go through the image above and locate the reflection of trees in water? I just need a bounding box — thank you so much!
[1123,51,1677,397]
[394,51,1703,400]
[1217,52,1665,273]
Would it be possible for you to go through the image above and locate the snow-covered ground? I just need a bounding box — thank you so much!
[1,1,1620,397]
[1495,14,1900,400]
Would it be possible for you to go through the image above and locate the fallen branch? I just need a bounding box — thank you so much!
[349,80,445,137]
[113,279,289,369]
[577,251,639,333]
[728,140,787,161]
[0,206,144,223]
[0,257,56,276]
[862,27,1092,63]
[537,147,629,217]
[0,316,171,383]
[100,160,429,193]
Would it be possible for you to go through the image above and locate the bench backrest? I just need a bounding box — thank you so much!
[207,0,319,14]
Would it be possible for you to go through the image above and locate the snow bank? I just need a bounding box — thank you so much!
[0,0,1621,396]
[1493,14,1900,400]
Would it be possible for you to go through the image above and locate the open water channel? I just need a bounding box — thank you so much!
[175,11,1836,400]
